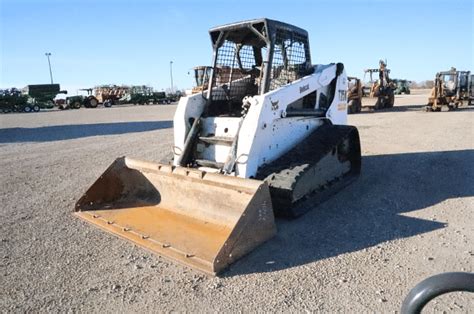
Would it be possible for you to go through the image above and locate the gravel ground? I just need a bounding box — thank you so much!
[1,91,473,312]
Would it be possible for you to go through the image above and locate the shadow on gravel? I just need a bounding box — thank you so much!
[381,104,426,112]
[224,149,474,276]
[355,104,474,114]
[391,105,474,113]
[0,121,173,143]
[355,104,425,114]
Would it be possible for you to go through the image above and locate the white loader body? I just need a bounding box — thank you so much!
[173,63,348,178]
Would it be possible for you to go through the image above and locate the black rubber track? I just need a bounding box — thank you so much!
[256,123,361,218]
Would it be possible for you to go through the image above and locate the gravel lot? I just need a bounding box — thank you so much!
[1,90,473,312]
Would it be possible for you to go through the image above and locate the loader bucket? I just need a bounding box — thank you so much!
[75,157,276,275]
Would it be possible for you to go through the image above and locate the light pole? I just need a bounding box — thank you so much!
[169,61,174,94]
[45,52,53,84]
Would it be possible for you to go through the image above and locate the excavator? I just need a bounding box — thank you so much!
[75,18,361,275]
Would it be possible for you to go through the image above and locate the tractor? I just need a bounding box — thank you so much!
[426,68,471,111]
[59,89,99,110]
[392,79,411,95]
[363,60,395,109]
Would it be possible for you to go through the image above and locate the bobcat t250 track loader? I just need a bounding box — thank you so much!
[75,18,361,275]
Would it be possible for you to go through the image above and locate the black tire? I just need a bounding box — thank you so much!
[347,100,355,114]
[32,105,41,112]
[385,92,395,108]
[72,101,81,109]
[355,99,362,113]
[374,98,383,110]
[104,100,112,107]
[88,97,99,108]
[448,102,459,110]
[24,106,32,113]
[46,100,55,109]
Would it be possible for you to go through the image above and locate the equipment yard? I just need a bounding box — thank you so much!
[1,90,473,312]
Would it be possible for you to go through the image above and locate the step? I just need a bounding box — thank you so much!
[199,136,234,145]
[195,159,224,169]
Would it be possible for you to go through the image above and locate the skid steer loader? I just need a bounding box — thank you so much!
[75,18,361,275]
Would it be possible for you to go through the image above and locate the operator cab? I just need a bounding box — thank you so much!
[205,18,313,117]
[441,73,457,95]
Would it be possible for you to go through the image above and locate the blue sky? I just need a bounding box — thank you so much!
[1,0,473,92]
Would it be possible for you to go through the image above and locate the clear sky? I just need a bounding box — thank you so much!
[1,0,473,93]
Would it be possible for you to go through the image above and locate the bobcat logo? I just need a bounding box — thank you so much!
[271,100,279,111]
[299,84,309,93]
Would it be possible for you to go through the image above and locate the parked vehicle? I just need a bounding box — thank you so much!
[1,84,66,113]
[0,88,29,113]
[347,76,362,113]
[94,85,130,107]
[23,84,67,111]
[392,79,411,95]
[363,60,395,109]
[426,68,471,111]
[58,89,99,110]
[75,18,361,275]
[191,66,212,94]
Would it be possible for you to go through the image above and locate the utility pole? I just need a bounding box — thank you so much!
[45,52,53,84]
[170,61,174,94]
